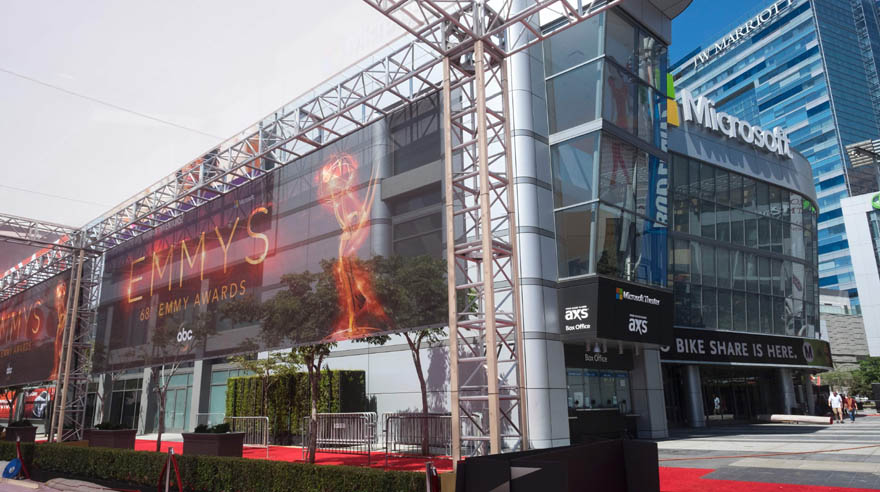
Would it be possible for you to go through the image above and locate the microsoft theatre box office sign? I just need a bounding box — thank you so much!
[660,327,833,368]
[559,277,673,345]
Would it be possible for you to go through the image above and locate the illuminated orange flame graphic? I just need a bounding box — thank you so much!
[318,153,389,341]
[49,281,67,381]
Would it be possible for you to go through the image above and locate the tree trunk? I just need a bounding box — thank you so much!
[406,333,430,456]
[307,360,319,464]
[155,369,165,453]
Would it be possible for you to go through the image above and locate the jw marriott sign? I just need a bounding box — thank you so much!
[691,0,793,69]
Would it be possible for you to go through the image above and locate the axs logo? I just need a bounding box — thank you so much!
[628,314,648,335]
[564,305,589,321]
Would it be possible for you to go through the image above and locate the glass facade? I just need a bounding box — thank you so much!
[547,9,669,288]
[669,154,819,338]
[672,0,880,305]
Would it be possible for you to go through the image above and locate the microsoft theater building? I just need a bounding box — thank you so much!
[81,0,831,449]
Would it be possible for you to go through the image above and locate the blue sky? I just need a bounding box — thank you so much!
[670,0,774,66]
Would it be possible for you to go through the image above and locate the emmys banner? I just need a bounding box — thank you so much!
[0,271,70,386]
[95,123,447,371]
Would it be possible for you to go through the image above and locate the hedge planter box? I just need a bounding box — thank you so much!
[5,426,37,442]
[181,432,245,457]
[84,429,137,449]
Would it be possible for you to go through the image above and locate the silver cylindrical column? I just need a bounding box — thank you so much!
[778,367,797,414]
[683,365,706,428]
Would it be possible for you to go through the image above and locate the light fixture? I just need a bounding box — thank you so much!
[618,341,624,355]
[592,342,602,353]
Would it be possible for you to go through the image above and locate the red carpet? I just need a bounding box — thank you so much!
[134,439,453,472]
[659,467,880,492]
[128,441,875,490]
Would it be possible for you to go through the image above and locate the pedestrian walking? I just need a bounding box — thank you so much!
[713,395,721,416]
[845,394,856,422]
[828,391,844,423]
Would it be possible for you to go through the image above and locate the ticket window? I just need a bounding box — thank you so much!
[567,369,631,411]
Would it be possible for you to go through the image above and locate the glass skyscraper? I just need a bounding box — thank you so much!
[672,0,880,308]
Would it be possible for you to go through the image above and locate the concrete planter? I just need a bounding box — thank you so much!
[181,432,245,457]
[84,429,137,449]
[5,426,37,442]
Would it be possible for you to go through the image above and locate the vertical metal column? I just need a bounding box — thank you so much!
[444,38,527,459]
[54,249,84,441]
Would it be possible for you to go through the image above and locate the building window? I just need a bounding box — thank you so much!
[667,154,819,337]
[869,209,880,274]
[556,204,596,277]
[543,13,602,76]
[393,213,443,258]
[551,132,600,208]
[566,369,631,411]
[109,378,142,430]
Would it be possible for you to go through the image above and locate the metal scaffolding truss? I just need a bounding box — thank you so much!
[0,0,619,449]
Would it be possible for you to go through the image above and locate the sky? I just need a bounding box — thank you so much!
[0,0,770,269]
[0,0,404,231]
[670,0,773,66]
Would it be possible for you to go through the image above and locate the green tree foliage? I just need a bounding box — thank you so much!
[225,370,366,444]
[229,351,298,417]
[222,263,339,463]
[852,357,880,396]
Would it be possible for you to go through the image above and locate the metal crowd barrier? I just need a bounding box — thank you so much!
[224,416,269,459]
[383,413,452,466]
[301,412,377,464]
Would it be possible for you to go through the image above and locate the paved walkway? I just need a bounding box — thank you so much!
[657,414,880,489]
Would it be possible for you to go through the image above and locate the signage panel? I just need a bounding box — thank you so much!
[563,343,634,371]
[558,277,673,346]
[95,126,446,371]
[660,327,833,368]
[0,271,69,386]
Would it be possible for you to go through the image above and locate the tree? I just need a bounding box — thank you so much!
[126,311,216,452]
[817,370,856,393]
[853,357,880,396]
[1,386,24,425]
[223,262,340,463]
[361,255,448,456]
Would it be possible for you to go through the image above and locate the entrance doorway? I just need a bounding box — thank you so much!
[162,374,193,432]
[700,366,772,421]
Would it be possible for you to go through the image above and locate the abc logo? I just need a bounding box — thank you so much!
[176,329,193,343]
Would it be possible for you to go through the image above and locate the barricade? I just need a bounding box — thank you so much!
[301,412,377,464]
[383,413,451,466]
[224,416,269,459]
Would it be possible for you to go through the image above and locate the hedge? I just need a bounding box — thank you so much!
[226,370,367,444]
[0,441,425,492]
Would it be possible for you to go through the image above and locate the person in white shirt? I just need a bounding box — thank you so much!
[828,391,844,423]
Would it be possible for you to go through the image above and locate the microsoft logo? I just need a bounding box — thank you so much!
[615,288,661,306]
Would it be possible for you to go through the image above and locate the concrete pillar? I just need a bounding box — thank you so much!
[138,367,157,435]
[370,120,392,257]
[777,367,796,414]
[507,0,570,449]
[682,365,706,428]
[189,360,213,430]
[630,348,668,439]
[95,373,113,426]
